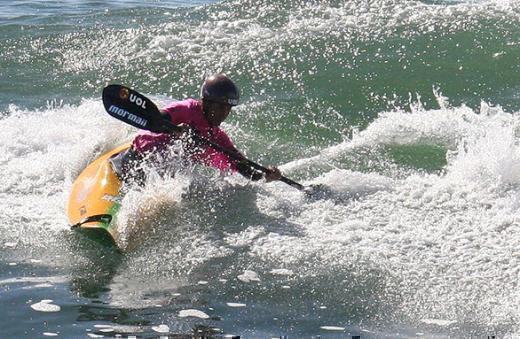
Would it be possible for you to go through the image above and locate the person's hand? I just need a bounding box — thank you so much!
[264,166,282,182]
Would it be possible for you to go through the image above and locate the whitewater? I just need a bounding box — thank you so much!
[1,0,519,337]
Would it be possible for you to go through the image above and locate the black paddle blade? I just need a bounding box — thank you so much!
[102,84,171,133]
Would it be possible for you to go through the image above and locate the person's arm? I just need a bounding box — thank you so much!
[189,126,284,182]
[160,106,192,138]
[235,161,282,181]
[211,131,263,180]
[235,160,264,181]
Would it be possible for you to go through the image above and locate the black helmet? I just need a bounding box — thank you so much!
[200,74,240,106]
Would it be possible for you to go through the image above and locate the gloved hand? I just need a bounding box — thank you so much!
[264,166,282,182]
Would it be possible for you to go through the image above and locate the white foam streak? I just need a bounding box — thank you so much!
[258,101,520,325]
[0,100,134,244]
[115,172,189,251]
[446,103,520,187]
[178,309,210,319]
[112,0,516,84]
[31,299,61,312]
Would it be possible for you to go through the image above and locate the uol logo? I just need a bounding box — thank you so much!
[129,93,147,109]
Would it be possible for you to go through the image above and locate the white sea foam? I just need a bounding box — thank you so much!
[48,0,518,105]
[21,283,54,290]
[255,100,520,327]
[320,326,345,331]
[94,325,113,329]
[0,276,67,285]
[226,302,246,308]
[178,309,210,319]
[237,270,261,283]
[151,324,169,333]
[1,61,519,335]
[0,100,134,247]
[31,299,61,312]
[421,318,457,326]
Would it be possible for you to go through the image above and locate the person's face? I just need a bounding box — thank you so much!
[203,100,232,127]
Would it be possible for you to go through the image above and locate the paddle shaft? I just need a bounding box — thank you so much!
[161,119,305,191]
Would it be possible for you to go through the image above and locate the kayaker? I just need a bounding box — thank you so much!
[111,74,282,184]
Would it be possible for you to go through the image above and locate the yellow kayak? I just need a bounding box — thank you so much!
[67,143,131,245]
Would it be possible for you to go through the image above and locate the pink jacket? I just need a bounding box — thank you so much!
[132,98,241,172]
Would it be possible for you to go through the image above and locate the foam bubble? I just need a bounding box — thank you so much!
[320,326,345,331]
[237,270,261,283]
[87,334,104,338]
[31,300,61,312]
[226,302,246,308]
[21,283,54,290]
[151,325,169,333]
[178,309,210,319]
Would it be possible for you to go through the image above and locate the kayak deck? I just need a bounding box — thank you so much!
[67,144,131,244]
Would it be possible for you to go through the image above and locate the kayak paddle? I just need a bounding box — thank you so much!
[102,84,310,192]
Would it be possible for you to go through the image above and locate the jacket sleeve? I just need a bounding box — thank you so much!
[213,130,265,181]
[235,160,264,181]
[162,102,185,125]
